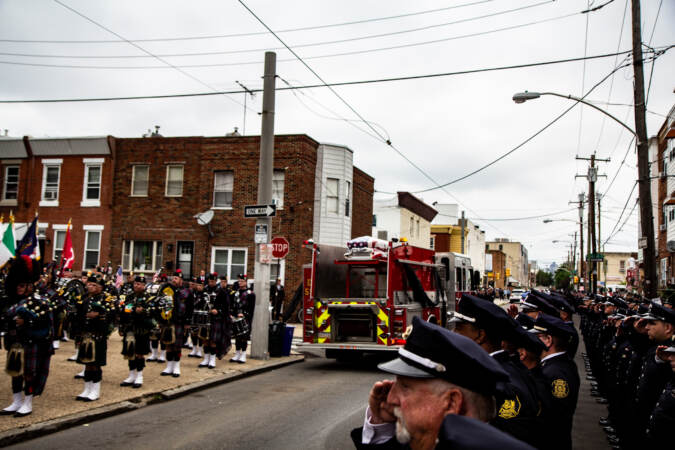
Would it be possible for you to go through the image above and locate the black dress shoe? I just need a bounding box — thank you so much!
[604,426,616,434]
[13,410,31,418]
[120,381,133,387]
[596,398,609,404]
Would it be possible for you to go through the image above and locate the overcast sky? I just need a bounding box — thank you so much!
[0,0,673,267]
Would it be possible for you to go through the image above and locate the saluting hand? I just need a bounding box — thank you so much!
[368,380,396,424]
[86,311,99,319]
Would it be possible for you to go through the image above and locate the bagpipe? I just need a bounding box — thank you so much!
[191,291,212,341]
[5,293,51,376]
[145,282,176,344]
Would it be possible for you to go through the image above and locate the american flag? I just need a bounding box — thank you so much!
[114,266,124,289]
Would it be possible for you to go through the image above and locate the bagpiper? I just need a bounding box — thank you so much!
[73,274,115,402]
[186,276,204,359]
[1,256,53,417]
[159,271,189,377]
[118,275,154,388]
[230,274,254,364]
[198,272,231,369]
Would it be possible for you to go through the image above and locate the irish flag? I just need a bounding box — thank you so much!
[0,213,16,267]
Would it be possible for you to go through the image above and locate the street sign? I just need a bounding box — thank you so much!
[254,223,269,244]
[271,237,290,259]
[638,237,647,249]
[244,204,276,218]
[258,244,273,263]
[586,252,604,262]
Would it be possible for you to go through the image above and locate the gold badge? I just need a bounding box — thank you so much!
[552,379,569,399]
[498,395,521,419]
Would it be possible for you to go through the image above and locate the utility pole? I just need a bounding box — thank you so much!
[460,211,466,254]
[631,0,657,298]
[251,52,276,360]
[569,193,585,291]
[576,155,609,295]
[235,80,256,135]
[597,194,604,289]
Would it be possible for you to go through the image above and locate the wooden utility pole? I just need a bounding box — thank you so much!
[631,0,657,298]
[569,193,585,291]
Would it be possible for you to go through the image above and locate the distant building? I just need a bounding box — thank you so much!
[430,220,485,278]
[655,103,675,288]
[486,239,529,288]
[372,192,437,248]
[600,251,638,289]
[486,249,507,289]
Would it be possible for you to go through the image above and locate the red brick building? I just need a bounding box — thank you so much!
[109,134,374,292]
[0,137,114,272]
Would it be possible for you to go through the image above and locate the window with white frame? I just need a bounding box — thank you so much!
[345,181,351,217]
[3,165,19,201]
[53,229,66,262]
[41,160,62,204]
[272,170,285,208]
[82,160,103,205]
[326,178,339,214]
[165,165,183,197]
[122,240,163,272]
[83,230,101,269]
[131,165,149,196]
[213,171,233,208]
[269,259,285,283]
[211,247,247,281]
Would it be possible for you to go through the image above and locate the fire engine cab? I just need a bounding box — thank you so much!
[299,236,472,359]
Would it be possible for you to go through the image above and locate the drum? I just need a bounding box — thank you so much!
[192,310,210,326]
[232,317,249,337]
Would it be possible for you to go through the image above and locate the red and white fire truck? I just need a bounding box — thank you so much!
[298,237,474,359]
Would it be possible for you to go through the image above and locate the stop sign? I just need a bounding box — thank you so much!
[271,237,290,259]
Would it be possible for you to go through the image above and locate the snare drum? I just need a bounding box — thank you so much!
[192,310,210,326]
[232,318,249,337]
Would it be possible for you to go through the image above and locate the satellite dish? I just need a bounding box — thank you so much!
[194,210,214,226]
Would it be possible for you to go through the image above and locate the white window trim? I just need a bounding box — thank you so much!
[165,165,184,197]
[130,165,150,197]
[40,160,62,207]
[212,171,234,209]
[53,229,66,261]
[272,169,285,210]
[210,246,248,281]
[2,164,19,205]
[122,240,162,272]
[326,177,340,215]
[52,224,68,231]
[83,224,104,231]
[269,258,286,284]
[82,230,101,271]
[81,160,103,207]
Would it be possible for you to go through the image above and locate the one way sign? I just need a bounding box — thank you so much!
[244,204,276,218]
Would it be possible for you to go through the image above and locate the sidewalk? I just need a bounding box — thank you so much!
[0,332,303,444]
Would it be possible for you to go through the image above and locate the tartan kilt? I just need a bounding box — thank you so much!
[208,318,231,358]
[123,332,151,356]
[165,324,185,352]
[23,341,52,396]
[77,337,107,366]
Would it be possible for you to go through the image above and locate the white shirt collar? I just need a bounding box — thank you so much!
[541,351,566,363]
[489,349,506,357]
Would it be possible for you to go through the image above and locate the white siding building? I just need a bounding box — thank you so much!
[372,192,437,248]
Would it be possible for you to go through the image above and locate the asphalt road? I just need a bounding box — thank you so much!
[8,354,387,450]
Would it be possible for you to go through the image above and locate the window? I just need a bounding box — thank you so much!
[269,260,285,283]
[372,215,377,227]
[131,165,149,196]
[670,208,675,222]
[211,247,247,281]
[619,260,626,273]
[40,160,62,205]
[165,165,183,197]
[122,240,163,272]
[81,160,103,206]
[430,236,435,249]
[2,165,19,201]
[416,219,420,238]
[272,170,285,208]
[326,178,339,214]
[53,230,66,262]
[410,217,414,237]
[84,231,100,269]
[345,181,351,217]
[213,171,233,208]
[377,230,388,240]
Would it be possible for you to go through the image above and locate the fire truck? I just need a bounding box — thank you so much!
[298,237,474,359]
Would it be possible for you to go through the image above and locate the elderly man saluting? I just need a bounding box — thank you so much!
[352,317,534,449]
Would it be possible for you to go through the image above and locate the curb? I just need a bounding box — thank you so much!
[0,355,304,447]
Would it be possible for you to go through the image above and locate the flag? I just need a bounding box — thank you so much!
[59,219,75,270]
[0,213,16,267]
[115,266,124,289]
[152,266,162,283]
[17,214,40,260]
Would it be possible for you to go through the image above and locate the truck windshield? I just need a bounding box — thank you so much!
[348,266,387,298]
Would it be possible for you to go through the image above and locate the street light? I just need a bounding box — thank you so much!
[512,91,637,138]
[543,218,580,225]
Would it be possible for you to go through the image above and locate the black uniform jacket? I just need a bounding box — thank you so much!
[539,353,580,450]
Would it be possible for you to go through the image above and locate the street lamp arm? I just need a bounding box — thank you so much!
[539,92,637,138]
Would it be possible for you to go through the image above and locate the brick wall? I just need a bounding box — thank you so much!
[351,166,374,238]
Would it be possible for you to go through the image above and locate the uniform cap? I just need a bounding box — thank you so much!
[510,323,546,355]
[134,275,147,283]
[450,294,512,339]
[378,317,509,396]
[530,313,575,341]
[642,302,675,325]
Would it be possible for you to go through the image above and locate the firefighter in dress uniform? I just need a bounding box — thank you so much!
[646,336,675,444]
[159,272,189,378]
[119,275,154,388]
[199,273,231,369]
[1,256,53,417]
[230,275,254,364]
[74,275,115,402]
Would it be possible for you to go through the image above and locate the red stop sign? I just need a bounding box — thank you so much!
[271,237,290,259]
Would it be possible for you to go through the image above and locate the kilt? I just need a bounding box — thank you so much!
[23,341,52,396]
[164,324,184,352]
[77,336,107,367]
[122,332,151,357]
[208,318,231,358]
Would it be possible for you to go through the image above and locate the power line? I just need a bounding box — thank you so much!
[645,0,664,105]
[602,135,635,197]
[0,1,555,60]
[603,180,637,244]
[51,0,252,113]
[0,9,588,70]
[0,0,499,44]
[0,50,636,103]
[437,208,577,221]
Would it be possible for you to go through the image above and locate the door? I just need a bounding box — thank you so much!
[176,241,194,278]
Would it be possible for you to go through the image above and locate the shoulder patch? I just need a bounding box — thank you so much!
[552,379,569,399]
[498,395,521,419]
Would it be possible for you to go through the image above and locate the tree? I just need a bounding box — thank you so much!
[554,268,571,290]
[536,270,553,287]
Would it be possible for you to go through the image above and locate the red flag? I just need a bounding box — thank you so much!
[60,221,75,270]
